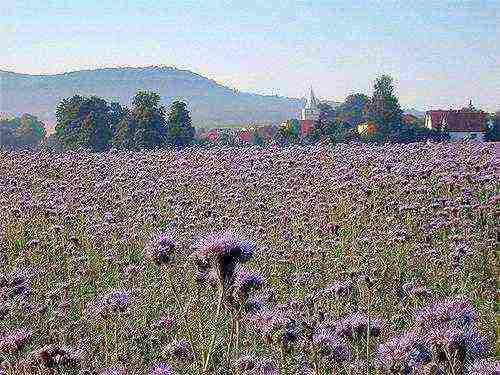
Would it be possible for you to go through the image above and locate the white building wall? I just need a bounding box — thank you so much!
[425,115,433,129]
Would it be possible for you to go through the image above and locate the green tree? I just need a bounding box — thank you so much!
[485,112,500,142]
[365,75,403,141]
[301,127,322,145]
[335,93,369,128]
[0,118,20,150]
[317,102,336,132]
[251,127,265,147]
[0,114,46,150]
[314,95,369,143]
[324,120,351,144]
[55,95,114,151]
[166,101,195,148]
[276,119,300,146]
[113,91,169,150]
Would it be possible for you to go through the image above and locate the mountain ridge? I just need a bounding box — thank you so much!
[1,66,311,130]
[1,66,424,130]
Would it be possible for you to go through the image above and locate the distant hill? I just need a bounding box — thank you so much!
[0,66,310,131]
[0,66,423,132]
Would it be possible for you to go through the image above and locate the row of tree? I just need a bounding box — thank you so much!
[53,91,195,152]
[0,114,47,150]
[1,76,498,151]
[276,75,452,145]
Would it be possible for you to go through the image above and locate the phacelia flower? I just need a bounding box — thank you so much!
[148,362,175,375]
[0,327,32,354]
[312,328,351,362]
[164,339,193,362]
[145,232,176,266]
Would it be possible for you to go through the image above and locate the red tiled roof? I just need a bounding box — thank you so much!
[426,110,486,132]
[199,129,219,142]
[299,120,315,137]
[238,130,253,143]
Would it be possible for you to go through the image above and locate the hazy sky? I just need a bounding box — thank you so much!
[2,0,499,111]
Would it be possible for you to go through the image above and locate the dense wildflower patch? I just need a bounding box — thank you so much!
[0,142,497,374]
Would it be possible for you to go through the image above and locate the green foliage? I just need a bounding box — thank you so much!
[301,127,322,145]
[251,128,265,147]
[324,120,352,144]
[0,113,46,150]
[485,112,500,142]
[116,91,169,150]
[317,102,336,131]
[276,119,300,145]
[310,95,369,143]
[55,95,117,152]
[365,75,404,141]
[166,101,195,148]
[335,93,370,128]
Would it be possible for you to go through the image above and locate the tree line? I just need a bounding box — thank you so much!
[0,114,47,151]
[1,76,499,151]
[277,75,449,146]
[53,91,195,152]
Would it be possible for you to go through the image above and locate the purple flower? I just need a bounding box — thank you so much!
[376,331,426,372]
[164,339,193,362]
[334,313,384,340]
[145,232,176,266]
[416,296,476,330]
[230,267,264,303]
[148,362,175,375]
[243,295,266,314]
[0,327,32,353]
[106,291,129,313]
[31,344,81,369]
[253,358,278,375]
[153,313,176,333]
[469,358,500,375]
[98,367,128,375]
[234,354,256,371]
[193,232,256,291]
[84,290,130,320]
[319,280,353,299]
[312,328,351,362]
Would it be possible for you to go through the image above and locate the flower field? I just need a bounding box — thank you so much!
[0,142,498,374]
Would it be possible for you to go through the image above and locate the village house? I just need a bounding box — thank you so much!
[425,102,487,141]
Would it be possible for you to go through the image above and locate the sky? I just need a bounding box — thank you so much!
[2,0,499,111]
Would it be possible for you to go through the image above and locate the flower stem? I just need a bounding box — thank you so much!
[203,290,224,372]
[167,269,202,372]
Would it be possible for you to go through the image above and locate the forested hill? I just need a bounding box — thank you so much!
[0,66,307,130]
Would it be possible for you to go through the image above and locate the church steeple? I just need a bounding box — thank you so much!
[300,86,320,121]
[306,86,317,109]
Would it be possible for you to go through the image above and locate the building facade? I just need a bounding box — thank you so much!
[425,103,487,141]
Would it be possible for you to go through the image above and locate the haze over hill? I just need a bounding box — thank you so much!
[0,66,311,131]
[0,66,426,132]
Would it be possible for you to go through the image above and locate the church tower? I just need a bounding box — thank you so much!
[300,87,320,121]
[299,87,320,137]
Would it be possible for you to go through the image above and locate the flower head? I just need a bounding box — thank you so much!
[312,328,351,362]
[164,339,193,362]
[0,327,32,354]
[145,232,176,266]
[148,362,175,375]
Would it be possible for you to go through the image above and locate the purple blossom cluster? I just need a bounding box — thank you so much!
[376,296,489,374]
[84,290,130,321]
[0,142,497,373]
